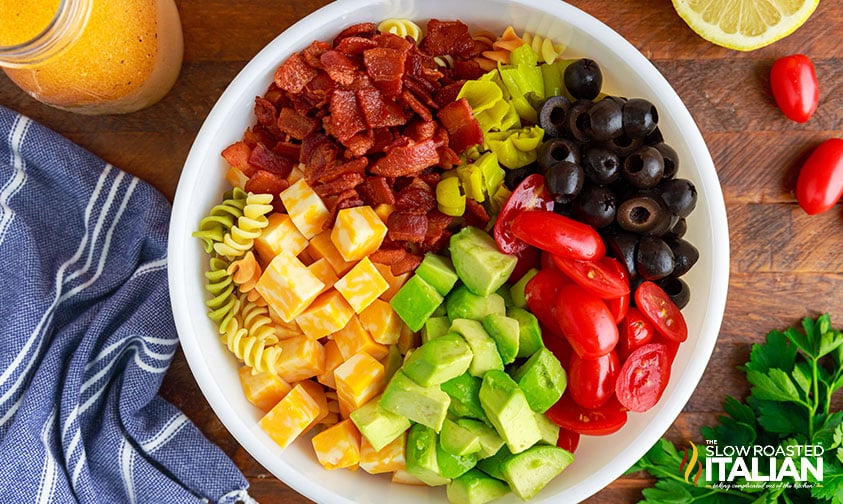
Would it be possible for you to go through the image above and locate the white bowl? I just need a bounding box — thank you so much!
[168,0,730,502]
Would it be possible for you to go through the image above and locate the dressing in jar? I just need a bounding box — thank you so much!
[0,0,184,114]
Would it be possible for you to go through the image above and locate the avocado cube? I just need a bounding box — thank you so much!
[446,468,510,504]
[390,275,444,332]
[508,268,538,309]
[380,371,450,432]
[440,418,482,456]
[406,423,450,486]
[507,306,544,358]
[534,411,561,446]
[479,370,542,454]
[499,445,574,500]
[475,444,512,480]
[381,344,403,383]
[512,347,567,413]
[437,442,479,479]
[450,318,504,377]
[349,394,411,451]
[449,227,517,296]
[456,418,505,459]
[481,313,520,365]
[441,372,488,422]
[422,316,452,343]
[446,284,506,321]
[415,253,459,296]
[402,332,473,387]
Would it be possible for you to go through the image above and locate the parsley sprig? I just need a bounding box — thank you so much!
[631,314,843,503]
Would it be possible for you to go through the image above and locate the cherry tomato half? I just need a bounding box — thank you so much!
[568,351,620,410]
[511,210,606,260]
[525,268,570,336]
[795,138,843,215]
[493,174,554,254]
[615,343,671,412]
[770,54,819,124]
[616,306,655,360]
[555,282,618,358]
[546,394,628,436]
[634,281,688,343]
[556,427,581,453]
[552,254,629,299]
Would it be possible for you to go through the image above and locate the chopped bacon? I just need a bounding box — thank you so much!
[395,178,436,215]
[314,172,365,198]
[248,143,294,177]
[320,50,359,86]
[302,40,331,68]
[335,35,378,55]
[364,47,407,96]
[221,141,253,174]
[403,119,437,142]
[358,176,395,205]
[333,22,378,45]
[399,89,433,122]
[315,156,368,184]
[274,52,318,94]
[327,89,367,143]
[370,138,440,177]
[245,169,290,197]
[390,252,423,275]
[420,19,476,58]
[272,141,301,161]
[344,130,375,157]
[464,198,491,228]
[277,107,318,140]
[357,87,407,129]
[437,98,483,153]
[254,97,278,127]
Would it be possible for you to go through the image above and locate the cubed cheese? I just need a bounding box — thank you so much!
[225,166,249,189]
[306,257,339,293]
[295,289,355,340]
[274,336,326,383]
[317,339,344,389]
[296,379,330,432]
[333,315,389,362]
[280,178,330,239]
[334,257,389,313]
[306,230,354,276]
[331,206,388,262]
[360,432,407,474]
[255,252,325,323]
[373,262,410,302]
[258,383,323,449]
[359,298,403,345]
[311,419,362,471]
[238,366,292,412]
[334,351,386,418]
[254,212,308,261]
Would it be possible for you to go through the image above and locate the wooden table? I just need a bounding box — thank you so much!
[3,1,842,502]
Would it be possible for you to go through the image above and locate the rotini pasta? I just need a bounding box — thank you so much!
[377,18,422,42]
[227,250,265,304]
[477,25,524,70]
[522,32,565,64]
[213,192,274,258]
[204,256,239,333]
[221,314,282,376]
[192,187,248,254]
[239,294,279,345]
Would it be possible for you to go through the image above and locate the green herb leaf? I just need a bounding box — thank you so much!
[744,329,797,374]
[747,368,804,404]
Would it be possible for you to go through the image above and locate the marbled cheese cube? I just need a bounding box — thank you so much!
[295,289,355,340]
[334,257,389,314]
[330,206,388,262]
[280,178,330,239]
[254,212,308,261]
[255,251,325,323]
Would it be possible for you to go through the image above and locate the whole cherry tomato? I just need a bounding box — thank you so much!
[770,54,819,123]
[511,210,606,260]
[493,174,554,254]
[634,281,688,343]
[555,282,618,358]
[616,306,655,360]
[795,138,843,215]
[552,254,629,299]
[567,351,620,409]
[615,343,671,412]
[546,394,628,436]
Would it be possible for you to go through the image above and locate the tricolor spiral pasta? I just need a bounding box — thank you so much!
[221,314,282,376]
[213,192,274,258]
[204,257,239,333]
[192,188,248,253]
[239,294,279,345]
[227,250,265,304]
[377,18,422,42]
[522,32,565,64]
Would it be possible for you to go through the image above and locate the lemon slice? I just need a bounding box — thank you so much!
[672,0,819,51]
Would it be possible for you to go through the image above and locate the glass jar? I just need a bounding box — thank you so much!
[0,0,184,115]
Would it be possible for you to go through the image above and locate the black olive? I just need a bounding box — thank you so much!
[571,184,616,228]
[644,126,664,145]
[658,276,690,309]
[600,134,643,157]
[666,216,687,238]
[581,146,620,185]
[504,165,537,190]
[622,145,664,189]
[653,142,679,179]
[564,58,603,100]
[544,161,584,204]
[566,99,593,143]
[538,95,572,138]
[616,195,670,235]
[658,178,697,217]
[586,98,623,141]
[604,230,639,280]
[622,98,658,139]
[537,138,580,171]
[666,237,699,276]
[636,236,675,281]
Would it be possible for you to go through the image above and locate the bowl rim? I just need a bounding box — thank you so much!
[168,0,730,502]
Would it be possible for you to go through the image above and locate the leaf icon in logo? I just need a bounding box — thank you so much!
[679,441,703,485]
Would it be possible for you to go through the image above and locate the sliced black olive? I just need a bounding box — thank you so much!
[622,145,664,189]
[666,216,687,238]
[666,237,699,276]
[571,184,616,228]
[538,138,580,171]
[504,165,537,191]
[564,58,603,100]
[538,95,572,138]
[636,236,675,281]
[581,146,620,185]
[658,276,690,309]
[654,142,679,179]
[544,161,584,204]
[644,126,664,145]
[603,230,639,280]
[600,134,643,157]
[586,98,623,141]
[622,98,658,139]
[616,195,670,235]
[566,99,593,143]
[658,178,697,217]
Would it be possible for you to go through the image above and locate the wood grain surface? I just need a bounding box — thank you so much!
[3,1,842,502]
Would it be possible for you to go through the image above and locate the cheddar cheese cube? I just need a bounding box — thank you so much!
[311,419,362,471]
[255,251,325,322]
[259,382,323,449]
[225,166,249,189]
[280,178,330,239]
[373,262,410,302]
[297,379,330,432]
[306,230,354,276]
[334,257,389,313]
[254,212,308,262]
[238,366,292,412]
[274,335,326,383]
[288,163,305,184]
[266,306,306,339]
[331,206,388,262]
[334,351,386,418]
[306,257,339,292]
[333,315,389,362]
[360,432,407,475]
[317,339,344,389]
[359,298,403,345]
[295,289,355,340]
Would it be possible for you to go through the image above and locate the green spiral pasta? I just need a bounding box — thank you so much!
[192,187,249,253]
[377,18,422,41]
[204,256,239,333]
[222,317,282,376]
[213,192,274,259]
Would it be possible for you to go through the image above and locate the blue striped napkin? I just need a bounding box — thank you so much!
[0,105,254,504]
